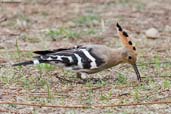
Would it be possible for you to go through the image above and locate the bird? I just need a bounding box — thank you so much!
[13,23,141,82]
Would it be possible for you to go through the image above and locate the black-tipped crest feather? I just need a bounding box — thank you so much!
[123,31,128,37]
[116,23,122,31]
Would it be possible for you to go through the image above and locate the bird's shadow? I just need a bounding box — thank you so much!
[55,74,117,84]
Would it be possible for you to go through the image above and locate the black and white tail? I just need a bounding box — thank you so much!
[12,59,46,66]
[12,46,105,71]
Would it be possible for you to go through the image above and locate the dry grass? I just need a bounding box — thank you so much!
[0,0,171,113]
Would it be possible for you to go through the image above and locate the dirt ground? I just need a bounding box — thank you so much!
[0,0,171,113]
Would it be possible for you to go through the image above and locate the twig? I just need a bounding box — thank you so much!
[0,101,171,109]
[0,109,8,113]
[0,101,90,108]
[55,75,75,83]
[0,17,7,23]
[0,0,22,4]
[0,108,19,114]
[94,101,171,108]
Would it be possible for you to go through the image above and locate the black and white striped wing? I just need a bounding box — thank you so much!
[35,46,105,72]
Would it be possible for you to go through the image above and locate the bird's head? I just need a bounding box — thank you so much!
[116,23,141,82]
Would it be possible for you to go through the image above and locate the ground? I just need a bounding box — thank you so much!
[0,0,171,113]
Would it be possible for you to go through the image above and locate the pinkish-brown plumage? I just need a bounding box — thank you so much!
[13,23,141,82]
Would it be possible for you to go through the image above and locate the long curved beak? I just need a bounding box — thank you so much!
[132,64,141,82]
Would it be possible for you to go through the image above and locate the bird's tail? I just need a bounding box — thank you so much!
[12,59,45,66]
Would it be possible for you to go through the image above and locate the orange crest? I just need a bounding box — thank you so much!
[116,23,136,52]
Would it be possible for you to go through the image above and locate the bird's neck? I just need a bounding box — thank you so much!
[108,48,126,67]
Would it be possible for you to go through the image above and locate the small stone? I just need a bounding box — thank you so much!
[145,28,160,39]
[164,25,171,32]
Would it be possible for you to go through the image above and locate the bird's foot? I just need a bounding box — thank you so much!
[76,78,103,84]
[55,74,87,84]
[76,73,104,84]
[54,72,104,84]
[55,75,74,83]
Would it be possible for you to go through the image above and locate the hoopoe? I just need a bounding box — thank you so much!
[13,23,141,82]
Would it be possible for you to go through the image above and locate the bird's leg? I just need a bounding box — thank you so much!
[54,69,74,83]
[76,73,87,79]
[76,73,101,84]
[80,73,87,80]
[76,73,82,79]
[54,72,73,83]
[76,73,88,84]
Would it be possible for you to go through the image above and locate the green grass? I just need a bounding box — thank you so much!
[46,14,102,40]
[132,88,140,102]
[100,91,113,102]
[47,26,99,40]
[15,39,21,60]
[66,110,77,114]
[19,34,41,43]
[115,0,145,11]
[162,80,171,90]
[116,73,128,85]
[73,15,100,26]
[47,27,80,40]
[36,64,56,72]
[20,76,35,89]
[83,28,97,36]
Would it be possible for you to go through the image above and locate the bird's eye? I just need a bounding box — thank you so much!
[128,56,132,59]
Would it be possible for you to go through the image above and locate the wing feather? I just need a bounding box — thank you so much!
[33,45,105,73]
[33,45,83,55]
